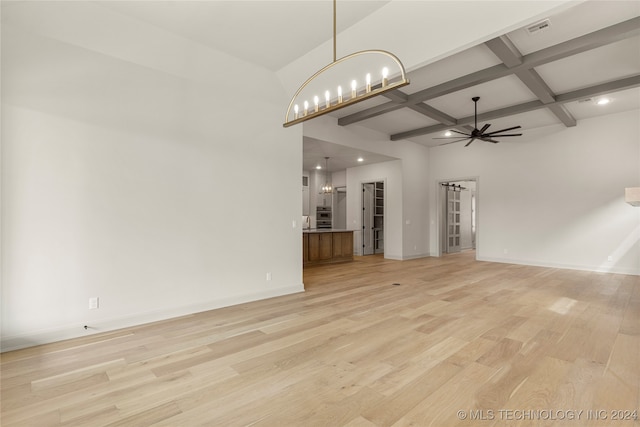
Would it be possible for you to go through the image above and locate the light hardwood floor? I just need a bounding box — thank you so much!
[2,253,639,426]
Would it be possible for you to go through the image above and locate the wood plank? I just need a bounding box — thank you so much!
[1,252,638,426]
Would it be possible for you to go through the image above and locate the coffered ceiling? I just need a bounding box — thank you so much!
[330,0,640,150]
[300,1,639,171]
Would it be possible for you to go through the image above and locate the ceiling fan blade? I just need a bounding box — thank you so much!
[487,133,522,137]
[449,129,471,136]
[486,125,522,135]
[436,138,471,145]
[433,137,468,140]
[480,138,500,143]
[464,137,477,147]
[479,123,491,133]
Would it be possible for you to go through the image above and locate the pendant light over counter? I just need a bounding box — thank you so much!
[322,157,332,194]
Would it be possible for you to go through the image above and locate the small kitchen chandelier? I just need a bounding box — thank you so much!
[321,157,332,194]
[283,0,409,127]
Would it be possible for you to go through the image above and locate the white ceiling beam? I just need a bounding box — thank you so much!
[390,74,640,141]
[340,16,640,127]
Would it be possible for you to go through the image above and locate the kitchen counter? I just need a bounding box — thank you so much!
[303,228,357,233]
[303,230,354,266]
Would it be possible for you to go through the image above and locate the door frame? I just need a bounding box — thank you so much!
[435,176,480,258]
[362,183,374,255]
[360,178,386,256]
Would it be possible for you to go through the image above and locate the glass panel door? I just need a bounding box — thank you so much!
[446,188,461,253]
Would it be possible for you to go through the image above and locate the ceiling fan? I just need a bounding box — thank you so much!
[434,96,522,146]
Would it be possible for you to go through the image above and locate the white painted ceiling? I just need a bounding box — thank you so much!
[4,0,639,173]
[98,1,391,72]
[303,137,397,173]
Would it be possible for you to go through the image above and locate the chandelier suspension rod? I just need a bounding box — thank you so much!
[333,0,337,62]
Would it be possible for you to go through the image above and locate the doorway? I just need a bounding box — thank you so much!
[362,181,384,255]
[439,179,477,256]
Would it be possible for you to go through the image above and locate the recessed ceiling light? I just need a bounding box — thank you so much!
[596,98,610,105]
[444,131,452,137]
[316,165,322,169]
[357,157,364,162]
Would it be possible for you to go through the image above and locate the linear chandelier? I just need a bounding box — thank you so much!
[283,0,409,128]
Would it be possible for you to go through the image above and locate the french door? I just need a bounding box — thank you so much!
[446,187,461,253]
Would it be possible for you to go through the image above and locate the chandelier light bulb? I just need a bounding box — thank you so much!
[351,79,357,99]
[366,73,371,93]
[337,85,343,103]
[313,95,319,112]
[382,67,389,87]
[294,104,299,119]
[303,100,309,116]
[325,90,331,108]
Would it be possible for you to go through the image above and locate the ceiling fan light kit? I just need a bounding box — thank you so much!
[433,96,523,146]
[283,0,409,128]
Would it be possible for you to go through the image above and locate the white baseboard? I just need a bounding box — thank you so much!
[1,284,304,352]
[379,253,431,261]
[400,253,431,260]
[477,256,640,276]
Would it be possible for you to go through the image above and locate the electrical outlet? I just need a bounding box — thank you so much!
[89,297,99,310]
[266,272,272,281]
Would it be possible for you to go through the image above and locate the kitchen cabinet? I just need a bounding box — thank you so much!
[303,233,309,263]
[308,233,333,261]
[304,230,353,266]
[332,232,353,258]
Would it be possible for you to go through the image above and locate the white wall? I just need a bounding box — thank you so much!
[429,110,640,275]
[1,3,303,350]
[331,170,347,189]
